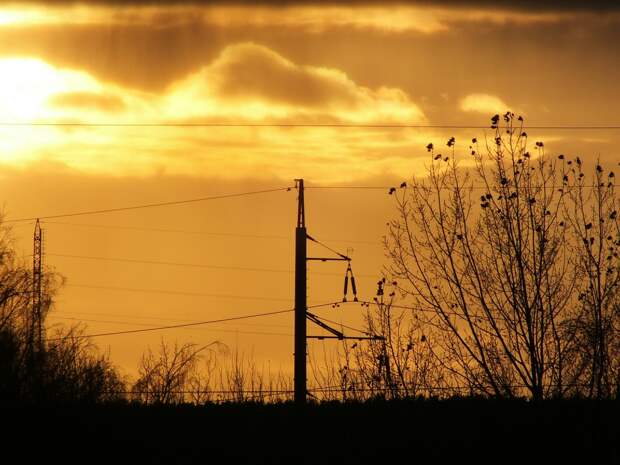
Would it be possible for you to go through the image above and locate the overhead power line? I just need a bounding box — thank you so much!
[310,185,402,189]
[46,253,379,278]
[105,381,598,400]
[51,309,292,328]
[49,253,294,274]
[45,301,338,341]
[351,299,531,323]
[2,122,620,129]
[307,184,620,190]
[44,221,290,240]
[7,182,616,225]
[45,307,296,341]
[42,221,382,245]
[48,315,293,337]
[4,186,291,223]
[65,283,293,302]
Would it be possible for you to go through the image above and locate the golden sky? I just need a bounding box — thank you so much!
[1,1,619,377]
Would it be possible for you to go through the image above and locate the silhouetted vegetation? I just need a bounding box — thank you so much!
[1,115,619,463]
[384,113,620,399]
[0,115,619,408]
[0,221,124,404]
[3,398,619,464]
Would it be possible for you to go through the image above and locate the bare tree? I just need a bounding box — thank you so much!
[132,339,212,405]
[43,325,127,403]
[384,113,619,399]
[0,219,35,338]
[184,346,292,404]
[352,279,449,399]
[0,214,65,402]
[132,339,237,404]
[562,159,620,398]
[308,280,446,401]
[187,350,219,404]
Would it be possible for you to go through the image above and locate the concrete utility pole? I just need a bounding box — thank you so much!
[294,179,307,404]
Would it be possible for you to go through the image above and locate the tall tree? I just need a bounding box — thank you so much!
[385,113,619,399]
[563,158,620,398]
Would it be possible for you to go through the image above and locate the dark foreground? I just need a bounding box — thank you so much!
[3,399,619,464]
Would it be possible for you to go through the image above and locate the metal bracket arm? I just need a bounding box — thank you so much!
[306,312,344,339]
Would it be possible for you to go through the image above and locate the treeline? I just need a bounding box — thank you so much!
[3,399,619,464]
[0,230,124,403]
[381,113,620,400]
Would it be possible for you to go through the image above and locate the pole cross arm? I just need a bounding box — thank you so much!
[306,234,351,261]
[308,335,386,341]
[306,312,345,339]
[307,257,350,261]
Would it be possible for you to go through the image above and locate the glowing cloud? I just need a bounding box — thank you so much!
[0,58,100,121]
[49,92,126,113]
[460,93,512,114]
[0,44,431,181]
[165,42,426,124]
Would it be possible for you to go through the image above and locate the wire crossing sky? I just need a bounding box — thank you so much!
[45,301,344,341]
[2,0,619,376]
[5,187,292,222]
[2,122,620,129]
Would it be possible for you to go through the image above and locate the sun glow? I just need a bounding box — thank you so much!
[0,8,41,26]
[0,46,431,180]
[0,57,102,122]
[0,50,434,179]
[0,58,110,164]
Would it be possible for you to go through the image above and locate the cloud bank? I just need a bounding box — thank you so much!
[0,43,430,181]
[166,43,425,123]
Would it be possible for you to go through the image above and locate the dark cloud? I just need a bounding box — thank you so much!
[0,23,227,91]
[8,1,620,12]
[48,92,126,112]
[0,0,618,128]
[2,10,618,126]
[206,43,360,108]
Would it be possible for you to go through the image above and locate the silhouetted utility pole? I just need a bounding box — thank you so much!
[294,180,383,404]
[32,219,43,354]
[294,179,307,404]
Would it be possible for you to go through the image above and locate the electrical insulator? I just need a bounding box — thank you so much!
[342,262,358,303]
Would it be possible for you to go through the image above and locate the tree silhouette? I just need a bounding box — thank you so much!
[385,113,620,399]
[41,325,126,403]
[0,216,125,404]
[562,158,620,398]
[350,280,446,399]
[132,339,213,404]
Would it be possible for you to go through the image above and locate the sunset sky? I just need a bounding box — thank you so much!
[1,0,619,377]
